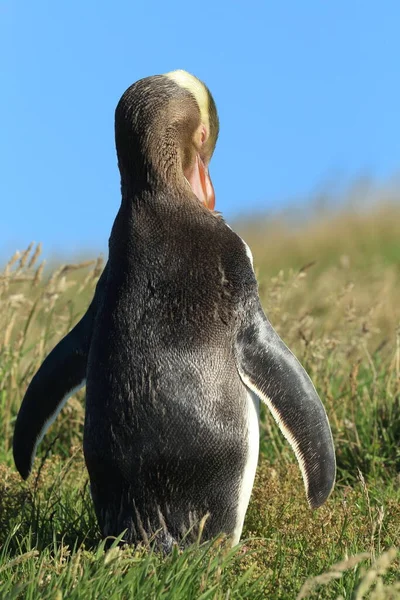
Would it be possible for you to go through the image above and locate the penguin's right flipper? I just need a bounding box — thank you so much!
[13,264,108,479]
[235,303,336,509]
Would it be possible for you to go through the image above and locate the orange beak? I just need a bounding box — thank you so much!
[185,154,215,210]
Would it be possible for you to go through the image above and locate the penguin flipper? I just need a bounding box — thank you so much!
[235,304,336,508]
[13,264,108,479]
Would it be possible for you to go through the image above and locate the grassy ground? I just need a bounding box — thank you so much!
[0,203,399,598]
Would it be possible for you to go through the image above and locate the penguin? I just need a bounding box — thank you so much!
[13,70,336,550]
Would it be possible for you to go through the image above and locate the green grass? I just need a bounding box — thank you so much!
[0,203,399,598]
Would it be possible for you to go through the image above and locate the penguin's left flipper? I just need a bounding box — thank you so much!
[235,304,336,508]
[13,264,108,480]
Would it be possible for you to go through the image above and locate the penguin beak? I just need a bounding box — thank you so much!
[185,154,215,210]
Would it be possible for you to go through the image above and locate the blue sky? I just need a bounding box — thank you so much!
[1,1,399,257]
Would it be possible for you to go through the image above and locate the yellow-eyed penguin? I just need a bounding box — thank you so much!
[13,70,335,550]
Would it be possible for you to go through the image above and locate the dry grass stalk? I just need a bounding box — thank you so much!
[16,242,34,272]
[296,552,370,599]
[0,550,39,574]
[355,548,399,600]
[27,242,42,269]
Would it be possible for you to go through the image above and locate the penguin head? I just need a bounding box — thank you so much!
[115,70,219,209]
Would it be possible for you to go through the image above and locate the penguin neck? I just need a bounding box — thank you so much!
[119,168,186,204]
[109,177,186,270]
